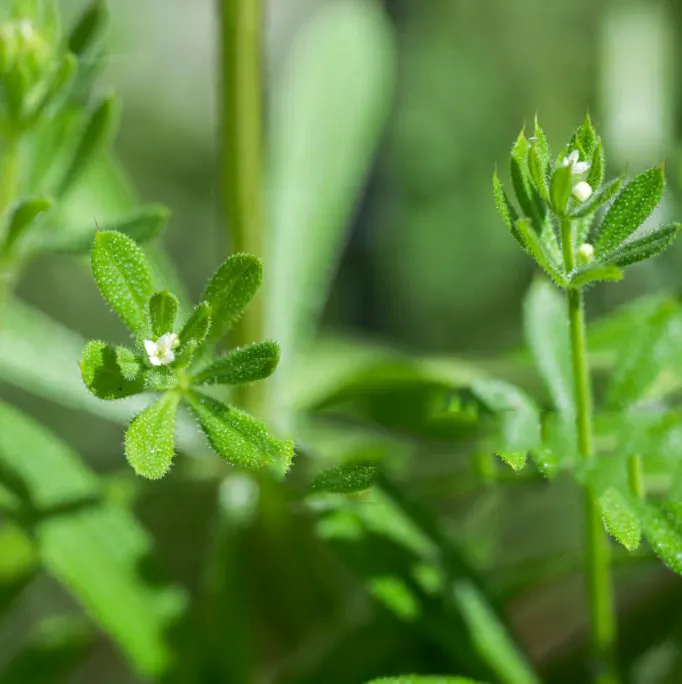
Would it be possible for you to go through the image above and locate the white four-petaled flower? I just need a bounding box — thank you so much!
[144,332,180,367]
[561,149,590,176]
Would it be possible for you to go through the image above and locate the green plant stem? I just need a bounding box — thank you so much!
[628,454,645,500]
[563,216,619,684]
[217,0,263,415]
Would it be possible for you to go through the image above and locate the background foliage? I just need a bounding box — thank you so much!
[2,0,682,683]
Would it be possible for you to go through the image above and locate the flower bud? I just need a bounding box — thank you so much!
[577,242,595,266]
[572,181,593,202]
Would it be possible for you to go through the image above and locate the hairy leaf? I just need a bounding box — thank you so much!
[569,264,623,288]
[605,223,681,267]
[598,487,641,551]
[309,462,378,494]
[91,230,154,337]
[124,393,179,479]
[80,340,145,400]
[510,130,543,230]
[193,341,279,386]
[594,167,665,256]
[493,171,522,246]
[148,291,178,339]
[515,219,565,287]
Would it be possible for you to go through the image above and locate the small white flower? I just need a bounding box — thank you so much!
[143,332,179,367]
[561,149,590,176]
[577,243,595,264]
[572,181,593,202]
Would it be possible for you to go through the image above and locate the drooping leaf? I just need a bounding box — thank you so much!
[80,340,145,400]
[185,392,294,470]
[309,462,378,494]
[493,171,522,247]
[366,677,484,684]
[201,254,262,345]
[514,219,565,287]
[57,91,119,197]
[67,0,107,55]
[636,501,682,575]
[569,264,623,288]
[148,291,178,339]
[604,223,681,267]
[598,487,641,551]
[523,279,574,418]
[593,166,665,257]
[124,393,179,480]
[91,230,154,337]
[3,196,52,254]
[193,341,279,386]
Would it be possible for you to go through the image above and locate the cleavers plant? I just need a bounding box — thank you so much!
[80,230,293,479]
[493,114,681,683]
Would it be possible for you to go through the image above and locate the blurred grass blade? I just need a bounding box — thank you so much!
[266,0,396,423]
[0,402,186,677]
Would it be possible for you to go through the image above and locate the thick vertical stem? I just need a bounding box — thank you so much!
[563,218,619,684]
[217,0,263,414]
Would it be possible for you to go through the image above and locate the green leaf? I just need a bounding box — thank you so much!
[266,0,395,426]
[604,222,681,267]
[636,501,682,575]
[515,219,565,287]
[493,171,522,247]
[2,196,52,254]
[67,0,107,55]
[193,341,280,386]
[587,138,604,190]
[57,91,118,197]
[80,340,145,400]
[568,177,622,220]
[91,230,154,337]
[366,677,484,684]
[309,462,378,494]
[598,487,641,551]
[148,291,178,339]
[594,166,665,256]
[124,393,179,480]
[26,52,77,127]
[179,301,211,347]
[0,402,185,676]
[186,392,294,470]
[201,254,262,345]
[550,164,573,216]
[572,114,597,158]
[528,143,549,204]
[569,264,623,288]
[523,279,574,418]
[510,131,544,231]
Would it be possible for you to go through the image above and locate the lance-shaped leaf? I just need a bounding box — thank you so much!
[569,264,623,288]
[193,341,279,386]
[91,230,154,337]
[179,301,211,346]
[42,204,170,254]
[569,177,622,220]
[550,164,573,216]
[185,392,294,470]
[201,254,262,345]
[594,166,665,256]
[571,114,598,158]
[68,0,107,55]
[635,500,682,575]
[309,461,378,494]
[492,171,522,247]
[515,218,565,287]
[587,138,604,190]
[148,291,178,339]
[510,130,544,230]
[604,223,681,267]
[598,487,641,551]
[3,196,52,254]
[26,53,77,128]
[80,340,145,400]
[57,92,119,197]
[124,393,179,479]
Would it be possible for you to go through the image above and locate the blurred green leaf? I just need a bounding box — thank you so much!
[201,254,262,345]
[57,91,118,197]
[635,501,682,575]
[193,340,279,386]
[309,462,378,494]
[366,677,485,683]
[266,0,396,423]
[186,392,294,470]
[124,393,179,480]
[2,196,51,254]
[91,230,154,337]
[67,0,106,55]
[594,166,665,257]
[148,291,178,339]
[605,223,681,268]
[80,340,145,400]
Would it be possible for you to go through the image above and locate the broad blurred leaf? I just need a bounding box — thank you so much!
[594,167,665,257]
[201,254,262,345]
[0,402,185,676]
[366,677,484,684]
[266,0,396,423]
[91,230,154,337]
[3,196,52,254]
[124,393,179,480]
[193,340,279,386]
[67,0,107,55]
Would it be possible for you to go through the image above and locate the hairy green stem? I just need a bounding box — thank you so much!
[563,218,619,684]
[217,0,263,415]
